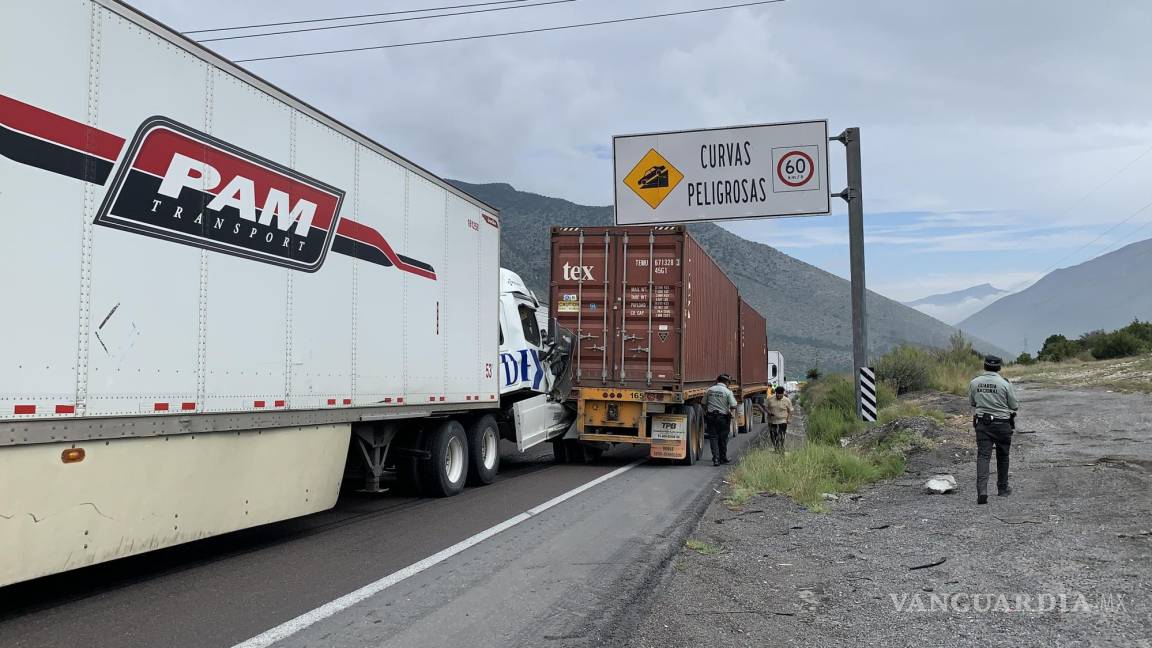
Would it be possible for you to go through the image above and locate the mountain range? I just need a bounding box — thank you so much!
[905,283,1007,307]
[903,283,1010,325]
[452,181,1007,374]
[959,237,1152,354]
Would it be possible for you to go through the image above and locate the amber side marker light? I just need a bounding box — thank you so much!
[61,448,86,464]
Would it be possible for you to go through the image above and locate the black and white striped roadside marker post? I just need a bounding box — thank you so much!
[859,367,878,422]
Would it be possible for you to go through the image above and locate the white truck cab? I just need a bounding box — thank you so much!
[497,269,575,451]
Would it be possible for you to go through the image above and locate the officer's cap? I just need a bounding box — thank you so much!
[983,355,1003,371]
[717,374,733,383]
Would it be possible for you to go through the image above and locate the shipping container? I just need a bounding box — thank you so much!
[738,299,770,391]
[549,225,741,392]
[548,226,769,464]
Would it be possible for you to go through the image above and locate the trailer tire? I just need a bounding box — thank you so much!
[419,419,469,497]
[692,404,706,460]
[466,415,500,486]
[738,400,752,434]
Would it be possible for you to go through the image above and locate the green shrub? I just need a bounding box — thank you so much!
[1015,352,1036,365]
[1121,319,1152,345]
[1091,331,1146,360]
[930,357,981,395]
[875,344,933,394]
[937,331,979,366]
[1038,334,1082,362]
[806,367,822,381]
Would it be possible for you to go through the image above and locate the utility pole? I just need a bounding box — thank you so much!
[832,127,869,420]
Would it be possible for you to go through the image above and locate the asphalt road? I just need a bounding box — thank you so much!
[0,430,759,648]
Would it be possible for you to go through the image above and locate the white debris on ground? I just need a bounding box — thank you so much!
[923,474,957,494]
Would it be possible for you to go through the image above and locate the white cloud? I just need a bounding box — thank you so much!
[910,296,1009,326]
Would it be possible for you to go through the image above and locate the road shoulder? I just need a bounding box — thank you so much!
[624,387,1152,647]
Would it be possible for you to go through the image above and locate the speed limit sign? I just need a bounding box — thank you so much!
[773,146,821,193]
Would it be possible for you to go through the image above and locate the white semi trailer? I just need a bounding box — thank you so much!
[0,0,573,588]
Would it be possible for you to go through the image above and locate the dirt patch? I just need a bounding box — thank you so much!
[621,387,1152,647]
[1006,354,1152,394]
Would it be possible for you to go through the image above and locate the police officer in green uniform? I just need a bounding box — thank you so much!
[968,355,1019,504]
[704,374,738,466]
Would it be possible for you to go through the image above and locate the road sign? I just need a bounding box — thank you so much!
[613,120,830,226]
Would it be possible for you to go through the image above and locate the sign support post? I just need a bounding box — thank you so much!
[831,127,869,420]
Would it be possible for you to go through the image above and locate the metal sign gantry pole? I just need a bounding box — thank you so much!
[831,127,869,420]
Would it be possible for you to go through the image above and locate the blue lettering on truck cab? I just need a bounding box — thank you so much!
[500,348,545,392]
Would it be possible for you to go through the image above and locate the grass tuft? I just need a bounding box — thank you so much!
[685,539,724,555]
[727,444,904,511]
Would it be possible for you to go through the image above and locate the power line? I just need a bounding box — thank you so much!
[185,0,530,35]
[236,0,787,62]
[966,140,1152,301]
[1024,197,1152,284]
[199,0,581,43]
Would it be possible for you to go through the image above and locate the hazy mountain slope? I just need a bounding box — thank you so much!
[959,237,1152,354]
[906,283,1007,307]
[904,283,1011,325]
[453,181,1005,373]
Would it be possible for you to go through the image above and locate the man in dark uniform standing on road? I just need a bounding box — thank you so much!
[968,355,1019,505]
[704,374,738,466]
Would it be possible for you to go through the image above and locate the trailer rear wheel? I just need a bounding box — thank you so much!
[466,415,500,485]
[419,419,469,497]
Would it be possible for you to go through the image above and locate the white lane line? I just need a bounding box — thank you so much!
[232,459,645,648]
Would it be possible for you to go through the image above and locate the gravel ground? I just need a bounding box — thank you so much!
[623,386,1152,648]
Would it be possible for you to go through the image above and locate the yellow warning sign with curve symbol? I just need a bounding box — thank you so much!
[624,149,683,209]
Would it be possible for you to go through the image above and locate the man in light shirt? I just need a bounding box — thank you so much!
[756,386,794,453]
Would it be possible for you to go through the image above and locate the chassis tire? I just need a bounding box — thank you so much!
[466,415,500,486]
[418,419,469,497]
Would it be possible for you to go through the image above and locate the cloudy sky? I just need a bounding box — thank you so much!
[135,0,1152,314]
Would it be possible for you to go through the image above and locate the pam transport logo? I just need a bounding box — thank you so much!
[95,117,345,272]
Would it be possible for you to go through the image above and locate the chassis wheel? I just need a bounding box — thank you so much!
[466,415,500,486]
[419,419,469,497]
